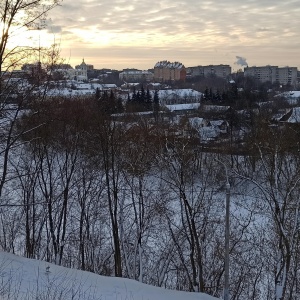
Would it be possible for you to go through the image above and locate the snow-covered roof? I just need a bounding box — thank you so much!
[199,126,219,141]
[103,84,117,88]
[120,70,153,75]
[76,83,91,89]
[201,105,230,112]
[154,61,185,69]
[92,83,117,90]
[277,91,300,99]
[284,107,300,123]
[209,120,227,127]
[189,117,205,128]
[122,83,140,87]
[165,103,200,112]
[148,82,161,86]
[40,87,95,97]
[155,89,203,98]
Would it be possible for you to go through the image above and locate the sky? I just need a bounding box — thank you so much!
[16,0,300,71]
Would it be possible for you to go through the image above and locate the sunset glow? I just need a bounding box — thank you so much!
[10,0,300,70]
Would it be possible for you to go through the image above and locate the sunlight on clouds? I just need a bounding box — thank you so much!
[43,0,300,69]
[146,15,167,22]
[114,5,135,11]
[68,27,184,48]
[283,29,297,37]
[7,27,53,49]
[71,28,113,45]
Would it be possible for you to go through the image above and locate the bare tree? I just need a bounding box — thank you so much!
[232,125,300,300]
[0,0,61,255]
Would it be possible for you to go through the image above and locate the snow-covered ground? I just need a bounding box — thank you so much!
[0,251,218,300]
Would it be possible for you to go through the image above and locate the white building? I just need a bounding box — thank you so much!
[119,70,154,82]
[52,59,89,82]
[73,59,88,81]
[244,66,298,86]
[187,65,231,79]
[155,89,203,105]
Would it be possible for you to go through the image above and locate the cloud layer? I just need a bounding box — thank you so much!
[42,0,300,69]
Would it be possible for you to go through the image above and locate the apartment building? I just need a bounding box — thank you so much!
[244,66,298,86]
[187,65,231,79]
[119,70,154,82]
[154,61,186,82]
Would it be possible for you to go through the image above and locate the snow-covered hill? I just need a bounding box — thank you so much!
[0,251,218,300]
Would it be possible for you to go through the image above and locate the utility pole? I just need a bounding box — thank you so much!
[224,180,230,300]
[216,158,230,300]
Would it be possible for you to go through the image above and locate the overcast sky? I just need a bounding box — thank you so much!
[38,0,300,70]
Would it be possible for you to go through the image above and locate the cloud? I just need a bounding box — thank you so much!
[47,25,62,34]
[43,0,300,69]
[256,27,272,32]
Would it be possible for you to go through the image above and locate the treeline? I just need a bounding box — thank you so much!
[96,86,160,114]
[202,84,269,109]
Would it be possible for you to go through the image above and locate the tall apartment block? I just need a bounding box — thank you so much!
[244,66,298,86]
[186,65,232,79]
[154,61,186,82]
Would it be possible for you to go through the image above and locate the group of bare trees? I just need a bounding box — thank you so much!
[0,94,296,299]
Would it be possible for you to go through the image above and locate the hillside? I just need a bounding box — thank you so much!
[0,251,218,300]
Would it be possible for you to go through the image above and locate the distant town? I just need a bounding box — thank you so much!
[3,58,300,149]
[4,59,299,103]
[9,58,299,87]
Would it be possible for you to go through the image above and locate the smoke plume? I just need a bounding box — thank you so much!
[235,56,248,67]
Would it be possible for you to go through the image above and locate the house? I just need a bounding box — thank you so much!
[208,120,229,133]
[199,126,219,142]
[279,107,300,123]
[188,117,208,129]
[188,118,229,143]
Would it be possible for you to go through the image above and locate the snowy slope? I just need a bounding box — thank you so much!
[0,251,218,300]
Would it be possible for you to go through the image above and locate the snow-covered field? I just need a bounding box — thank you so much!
[0,251,218,300]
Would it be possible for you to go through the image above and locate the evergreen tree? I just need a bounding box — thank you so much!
[146,88,152,111]
[136,90,141,104]
[209,88,214,101]
[95,87,100,100]
[215,90,221,102]
[116,97,124,113]
[222,91,228,103]
[204,87,209,101]
[110,90,117,113]
[140,85,146,104]
[98,90,110,114]
[125,93,131,112]
[132,86,137,102]
[153,90,160,121]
